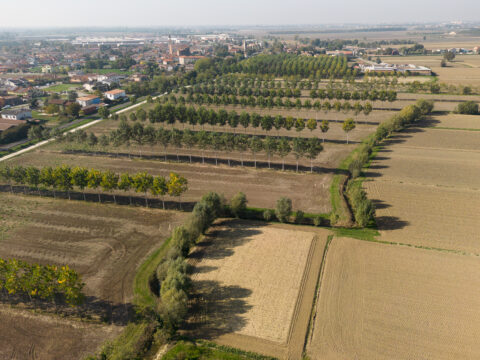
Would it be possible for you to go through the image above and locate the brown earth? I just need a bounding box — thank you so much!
[364,126,480,253]
[307,237,480,360]
[425,113,480,130]
[0,307,121,360]
[0,194,185,358]
[186,219,330,359]
[7,148,339,214]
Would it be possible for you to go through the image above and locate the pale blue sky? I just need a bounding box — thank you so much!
[3,0,480,27]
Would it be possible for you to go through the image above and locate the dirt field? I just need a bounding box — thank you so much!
[8,145,339,213]
[364,127,480,253]
[0,307,120,360]
[308,237,480,360]
[426,113,480,129]
[187,219,330,359]
[0,193,185,358]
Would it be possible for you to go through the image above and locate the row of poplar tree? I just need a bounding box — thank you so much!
[66,124,325,172]
[182,84,397,102]
[0,259,84,306]
[131,103,360,138]
[0,165,187,208]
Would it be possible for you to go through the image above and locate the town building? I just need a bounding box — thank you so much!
[104,89,126,101]
[77,95,101,107]
[1,108,32,121]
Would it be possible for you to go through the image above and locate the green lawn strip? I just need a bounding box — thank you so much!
[44,83,80,92]
[162,340,277,360]
[133,236,172,310]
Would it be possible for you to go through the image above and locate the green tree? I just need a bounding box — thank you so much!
[100,170,119,204]
[305,137,323,172]
[342,118,356,144]
[249,136,263,168]
[230,192,247,218]
[118,173,133,205]
[40,166,56,198]
[53,165,73,200]
[306,118,317,133]
[87,169,103,202]
[263,137,277,169]
[98,107,110,119]
[275,197,292,223]
[25,166,41,195]
[292,138,306,172]
[320,119,329,143]
[276,137,291,171]
[71,167,89,201]
[167,172,188,210]
[133,172,154,207]
[295,118,305,133]
[151,176,168,209]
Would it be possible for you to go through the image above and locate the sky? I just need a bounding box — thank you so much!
[2,0,480,28]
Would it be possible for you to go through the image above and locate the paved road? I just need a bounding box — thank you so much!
[0,92,167,163]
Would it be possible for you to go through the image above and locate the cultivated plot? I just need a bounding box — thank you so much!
[364,126,480,253]
[308,237,480,360]
[188,219,330,359]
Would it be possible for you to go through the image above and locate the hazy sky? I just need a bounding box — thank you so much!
[3,0,480,27]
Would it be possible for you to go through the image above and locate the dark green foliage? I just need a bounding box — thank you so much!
[455,101,479,115]
[230,192,247,218]
[275,197,292,223]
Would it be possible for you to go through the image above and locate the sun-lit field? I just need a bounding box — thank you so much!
[188,219,330,359]
[307,237,480,360]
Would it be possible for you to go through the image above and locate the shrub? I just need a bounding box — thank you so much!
[455,101,478,115]
[293,210,304,224]
[263,209,275,221]
[416,99,435,115]
[275,197,292,223]
[313,216,322,227]
[230,192,247,218]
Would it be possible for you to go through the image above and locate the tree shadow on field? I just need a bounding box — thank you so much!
[371,199,391,210]
[185,280,253,339]
[189,219,263,261]
[375,215,409,231]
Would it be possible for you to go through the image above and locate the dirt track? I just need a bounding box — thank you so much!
[307,237,480,360]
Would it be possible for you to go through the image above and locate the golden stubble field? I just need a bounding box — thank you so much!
[364,126,480,253]
[187,219,330,359]
[307,237,480,360]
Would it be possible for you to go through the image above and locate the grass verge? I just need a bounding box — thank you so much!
[162,340,277,360]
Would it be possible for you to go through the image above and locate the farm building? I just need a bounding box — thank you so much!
[104,89,126,101]
[77,95,100,107]
[360,63,432,75]
[1,108,32,121]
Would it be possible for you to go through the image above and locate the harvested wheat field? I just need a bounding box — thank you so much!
[187,219,330,359]
[307,237,480,360]
[0,307,120,360]
[7,149,335,213]
[364,126,480,253]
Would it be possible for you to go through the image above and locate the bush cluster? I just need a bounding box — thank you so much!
[155,192,225,333]
[0,258,84,306]
[455,101,479,115]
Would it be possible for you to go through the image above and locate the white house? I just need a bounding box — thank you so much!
[1,108,32,120]
[77,95,101,107]
[104,89,126,101]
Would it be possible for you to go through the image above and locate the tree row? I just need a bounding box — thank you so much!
[165,94,376,113]
[181,84,397,102]
[0,258,84,306]
[0,165,188,208]
[131,103,363,137]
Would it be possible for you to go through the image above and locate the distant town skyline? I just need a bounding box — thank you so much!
[2,0,480,28]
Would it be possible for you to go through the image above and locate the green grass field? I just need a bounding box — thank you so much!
[43,83,81,93]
